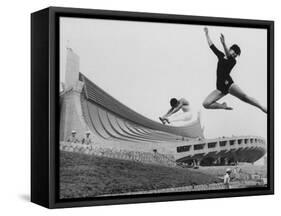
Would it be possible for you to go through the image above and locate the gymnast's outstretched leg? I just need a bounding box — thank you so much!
[229,84,267,113]
[166,112,192,124]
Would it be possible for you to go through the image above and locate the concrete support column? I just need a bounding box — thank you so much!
[216,157,221,165]
[224,157,229,165]
[191,159,200,167]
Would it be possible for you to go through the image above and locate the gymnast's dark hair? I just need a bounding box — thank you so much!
[170,98,178,108]
[230,44,241,56]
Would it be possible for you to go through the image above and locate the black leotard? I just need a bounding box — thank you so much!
[210,44,236,94]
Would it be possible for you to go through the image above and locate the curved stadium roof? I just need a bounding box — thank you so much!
[79,73,204,139]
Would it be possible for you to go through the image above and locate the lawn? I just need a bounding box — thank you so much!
[60,151,220,199]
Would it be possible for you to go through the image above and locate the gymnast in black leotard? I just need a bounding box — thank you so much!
[202,27,267,113]
[210,43,236,94]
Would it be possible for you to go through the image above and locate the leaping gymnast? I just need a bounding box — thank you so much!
[159,98,193,125]
[202,27,267,113]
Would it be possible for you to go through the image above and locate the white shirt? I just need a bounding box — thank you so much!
[224,173,230,184]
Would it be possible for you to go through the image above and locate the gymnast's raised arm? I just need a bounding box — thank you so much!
[220,33,231,58]
[204,27,213,46]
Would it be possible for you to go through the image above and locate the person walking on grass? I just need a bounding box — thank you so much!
[202,27,267,113]
[224,168,232,189]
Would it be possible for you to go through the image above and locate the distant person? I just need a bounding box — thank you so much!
[82,131,92,145]
[202,27,267,113]
[233,166,242,181]
[224,168,232,189]
[67,130,79,143]
[159,98,193,125]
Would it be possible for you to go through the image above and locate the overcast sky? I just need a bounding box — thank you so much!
[60,17,267,140]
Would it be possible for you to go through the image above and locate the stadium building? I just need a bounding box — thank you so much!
[60,48,266,167]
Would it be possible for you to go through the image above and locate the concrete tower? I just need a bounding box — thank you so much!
[60,48,88,141]
[65,47,80,89]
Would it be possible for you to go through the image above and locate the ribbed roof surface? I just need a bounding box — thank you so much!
[79,73,204,138]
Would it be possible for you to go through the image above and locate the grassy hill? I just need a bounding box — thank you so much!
[60,151,220,199]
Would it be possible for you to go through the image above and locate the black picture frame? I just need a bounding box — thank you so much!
[31,6,274,208]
